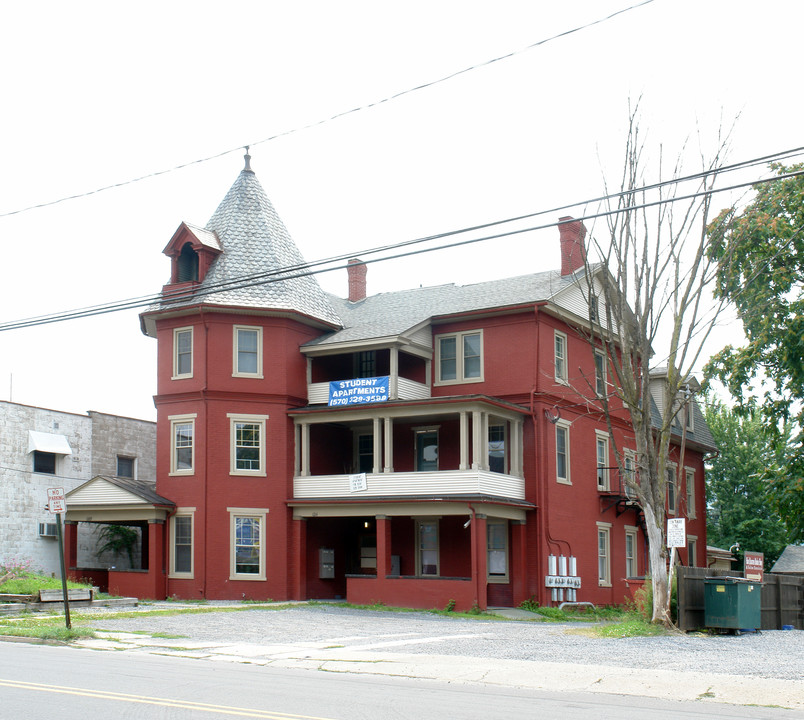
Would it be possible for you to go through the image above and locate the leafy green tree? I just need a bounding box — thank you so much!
[704,399,790,569]
[706,162,804,541]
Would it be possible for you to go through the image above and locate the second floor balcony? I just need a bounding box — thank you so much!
[290,396,527,502]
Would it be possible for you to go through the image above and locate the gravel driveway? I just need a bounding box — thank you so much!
[84,603,803,682]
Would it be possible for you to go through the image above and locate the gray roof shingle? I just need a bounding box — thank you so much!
[306,268,583,347]
[156,167,340,327]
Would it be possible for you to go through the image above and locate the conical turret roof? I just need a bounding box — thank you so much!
[193,161,340,326]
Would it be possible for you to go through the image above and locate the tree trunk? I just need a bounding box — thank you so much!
[643,502,671,625]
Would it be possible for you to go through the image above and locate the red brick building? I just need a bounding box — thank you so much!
[74,155,713,609]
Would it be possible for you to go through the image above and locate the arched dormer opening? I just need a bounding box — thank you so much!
[162,222,222,286]
[177,243,199,283]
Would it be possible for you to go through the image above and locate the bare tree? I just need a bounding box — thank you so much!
[579,111,730,624]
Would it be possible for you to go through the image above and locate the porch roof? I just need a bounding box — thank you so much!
[288,393,529,421]
[64,475,175,523]
[288,495,535,521]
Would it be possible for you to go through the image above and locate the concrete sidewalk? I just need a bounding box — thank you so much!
[72,629,804,711]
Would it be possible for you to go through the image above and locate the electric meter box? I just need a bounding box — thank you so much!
[319,548,335,579]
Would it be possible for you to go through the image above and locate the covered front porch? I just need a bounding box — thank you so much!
[63,476,174,600]
[291,396,528,503]
[289,499,533,612]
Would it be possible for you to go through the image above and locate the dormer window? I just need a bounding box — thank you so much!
[177,243,199,282]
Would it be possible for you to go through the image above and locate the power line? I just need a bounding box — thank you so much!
[2,158,803,333]
[0,1,656,220]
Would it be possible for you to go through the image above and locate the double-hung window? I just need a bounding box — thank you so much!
[170,509,194,578]
[667,465,677,515]
[556,420,571,484]
[229,508,268,580]
[685,467,696,518]
[173,327,193,379]
[625,526,638,578]
[596,431,610,491]
[229,414,268,476]
[594,350,606,396]
[554,331,568,383]
[435,330,483,384]
[233,326,263,377]
[597,522,611,586]
[169,414,196,475]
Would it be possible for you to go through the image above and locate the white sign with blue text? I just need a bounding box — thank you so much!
[329,377,390,406]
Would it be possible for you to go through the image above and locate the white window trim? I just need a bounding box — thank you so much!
[172,326,193,380]
[415,518,440,577]
[555,419,571,485]
[666,462,678,516]
[594,349,606,396]
[233,325,264,378]
[554,330,568,384]
[624,525,639,579]
[685,466,696,519]
[597,521,612,587]
[228,413,268,477]
[687,535,698,567]
[228,507,268,581]
[487,519,509,583]
[623,449,637,498]
[169,508,195,579]
[596,430,610,491]
[433,329,484,386]
[169,413,197,476]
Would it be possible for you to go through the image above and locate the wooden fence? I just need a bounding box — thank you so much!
[677,566,804,632]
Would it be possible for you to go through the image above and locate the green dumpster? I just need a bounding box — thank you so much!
[704,577,762,632]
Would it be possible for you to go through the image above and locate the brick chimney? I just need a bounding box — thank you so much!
[558,216,587,276]
[347,258,367,302]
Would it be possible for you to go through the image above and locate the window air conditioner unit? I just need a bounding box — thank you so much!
[39,522,58,538]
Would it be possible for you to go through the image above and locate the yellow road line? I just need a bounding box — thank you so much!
[0,678,336,719]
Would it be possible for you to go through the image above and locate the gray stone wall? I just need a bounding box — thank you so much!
[88,411,156,481]
[0,401,156,576]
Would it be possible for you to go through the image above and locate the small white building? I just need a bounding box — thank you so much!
[0,401,155,575]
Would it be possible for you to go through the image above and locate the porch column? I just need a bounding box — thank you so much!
[147,520,165,600]
[471,410,483,470]
[511,520,528,606]
[471,513,488,610]
[291,517,307,600]
[300,422,311,477]
[64,520,78,570]
[511,420,523,477]
[390,347,399,400]
[425,358,432,392]
[376,515,391,578]
[372,417,382,474]
[383,417,394,473]
[459,411,469,470]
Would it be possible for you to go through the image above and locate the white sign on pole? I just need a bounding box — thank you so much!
[47,487,66,514]
[667,517,686,548]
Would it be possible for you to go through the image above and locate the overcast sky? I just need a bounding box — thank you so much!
[1,0,800,422]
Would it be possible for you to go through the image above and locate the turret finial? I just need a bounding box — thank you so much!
[244,146,253,173]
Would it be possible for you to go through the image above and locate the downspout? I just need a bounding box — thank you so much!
[468,504,478,607]
[164,505,178,599]
[201,310,210,600]
[532,304,572,605]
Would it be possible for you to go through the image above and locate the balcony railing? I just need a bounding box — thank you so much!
[294,469,525,500]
